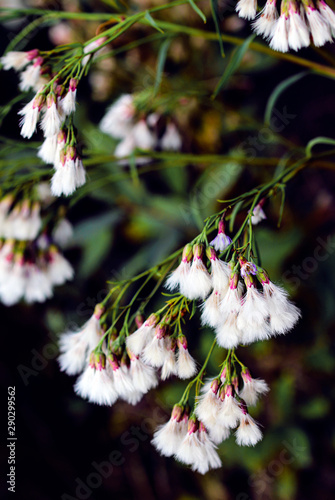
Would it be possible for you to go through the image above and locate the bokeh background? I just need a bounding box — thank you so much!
[1,1,335,499]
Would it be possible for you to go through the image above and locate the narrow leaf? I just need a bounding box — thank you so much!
[264,71,308,126]
[305,136,335,158]
[229,200,243,233]
[154,37,172,95]
[277,185,286,228]
[212,34,255,99]
[144,11,164,33]
[210,0,224,57]
[188,0,207,22]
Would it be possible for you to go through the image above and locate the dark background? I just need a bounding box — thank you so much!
[1,1,335,499]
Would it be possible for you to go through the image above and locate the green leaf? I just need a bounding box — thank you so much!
[229,200,243,233]
[78,230,113,279]
[264,71,308,126]
[212,34,255,98]
[299,397,330,419]
[305,136,335,158]
[154,37,172,95]
[277,184,286,228]
[144,11,164,33]
[210,0,224,57]
[188,0,207,22]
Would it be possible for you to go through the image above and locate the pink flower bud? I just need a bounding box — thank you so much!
[241,369,252,383]
[135,314,144,328]
[206,246,217,261]
[107,353,119,371]
[145,313,159,327]
[177,334,188,350]
[33,56,44,67]
[26,49,39,60]
[171,404,184,422]
[93,303,104,320]
[225,384,234,398]
[193,243,204,260]
[187,418,198,435]
[69,78,77,92]
[95,352,106,371]
[181,243,193,263]
[210,378,220,394]
[155,322,168,339]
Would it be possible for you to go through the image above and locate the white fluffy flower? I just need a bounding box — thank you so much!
[1,51,30,71]
[195,380,222,430]
[24,264,53,303]
[175,421,221,474]
[58,308,103,375]
[142,335,168,368]
[250,203,267,224]
[236,0,257,20]
[217,386,244,428]
[129,356,158,393]
[252,0,278,38]
[107,358,136,399]
[235,412,263,446]
[177,345,197,379]
[215,312,241,349]
[0,257,25,306]
[19,59,42,91]
[18,95,43,139]
[74,366,118,406]
[47,247,74,285]
[51,149,86,197]
[152,406,187,457]
[240,371,269,406]
[40,93,62,137]
[211,257,231,292]
[60,79,77,115]
[318,0,335,35]
[305,5,332,46]
[126,314,158,355]
[132,119,157,150]
[114,134,137,159]
[38,134,59,164]
[165,246,192,294]
[99,94,135,139]
[288,10,310,51]
[201,290,223,328]
[82,37,107,66]
[269,14,290,52]
[237,286,270,344]
[160,123,182,151]
[220,277,243,322]
[182,245,212,300]
[52,218,73,248]
[194,426,222,474]
[262,281,301,334]
[161,338,178,380]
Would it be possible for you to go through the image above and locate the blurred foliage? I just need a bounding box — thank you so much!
[1,1,335,500]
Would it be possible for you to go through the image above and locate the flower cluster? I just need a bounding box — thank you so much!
[152,363,268,474]
[235,0,335,52]
[1,50,86,197]
[58,305,160,406]
[0,236,73,306]
[0,189,74,305]
[99,94,182,162]
[126,315,197,380]
[57,203,301,474]
[152,405,222,474]
[167,233,300,349]
[0,195,41,241]
[1,49,47,92]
